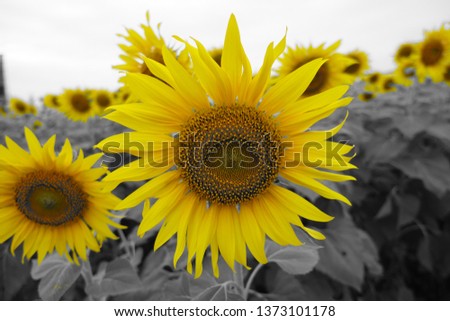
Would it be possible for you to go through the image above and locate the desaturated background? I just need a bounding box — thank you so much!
[0,0,449,100]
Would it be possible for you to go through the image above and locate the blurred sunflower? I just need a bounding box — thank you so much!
[378,74,397,93]
[114,12,190,79]
[393,60,416,87]
[98,15,355,277]
[358,91,376,102]
[9,98,34,116]
[443,64,450,86]
[91,89,114,113]
[394,43,417,63]
[277,41,355,96]
[0,128,124,264]
[43,94,61,110]
[59,89,97,122]
[343,50,370,78]
[364,72,381,92]
[415,24,450,82]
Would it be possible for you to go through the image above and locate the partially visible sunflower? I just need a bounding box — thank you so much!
[277,41,355,96]
[343,50,370,78]
[59,89,98,122]
[114,12,190,80]
[9,98,34,116]
[208,47,223,66]
[43,94,61,110]
[393,60,416,87]
[91,89,114,113]
[378,74,397,93]
[364,72,381,92]
[443,63,450,86]
[414,24,450,83]
[394,43,417,64]
[358,91,376,102]
[0,128,124,264]
[97,15,355,278]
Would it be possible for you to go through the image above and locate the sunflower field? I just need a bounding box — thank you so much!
[0,13,450,303]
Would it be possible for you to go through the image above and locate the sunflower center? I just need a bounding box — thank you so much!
[445,66,450,81]
[304,62,329,96]
[344,55,360,74]
[97,94,111,108]
[398,45,413,59]
[368,73,379,84]
[177,106,281,205]
[15,171,88,226]
[421,39,444,66]
[383,78,395,91]
[16,102,26,112]
[70,94,90,113]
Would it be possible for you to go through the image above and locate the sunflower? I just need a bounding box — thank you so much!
[0,128,124,264]
[364,72,381,92]
[97,15,355,278]
[414,24,450,83]
[59,89,98,122]
[43,94,61,110]
[393,60,416,87]
[208,47,223,66]
[9,98,34,116]
[394,43,417,63]
[358,91,376,102]
[91,89,114,112]
[343,50,370,78]
[114,12,190,79]
[443,64,450,86]
[277,41,355,96]
[377,74,397,93]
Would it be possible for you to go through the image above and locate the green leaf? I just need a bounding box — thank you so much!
[316,214,382,291]
[193,283,244,301]
[30,254,81,301]
[265,241,320,275]
[85,258,142,298]
[0,245,32,300]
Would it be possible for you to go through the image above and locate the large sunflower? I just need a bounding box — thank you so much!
[114,12,190,79]
[276,41,355,96]
[97,15,355,277]
[59,89,98,122]
[0,128,124,264]
[414,24,450,83]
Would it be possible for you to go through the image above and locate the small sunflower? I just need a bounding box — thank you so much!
[91,89,114,112]
[414,24,450,82]
[377,74,397,93]
[0,128,124,264]
[394,43,417,63]
[343,50,370,78]
[97,15,355,277]
[114,12,190,79]
[393,60,416,87]
[9,98,33,116]
[59,89,98,122]
[443,64,450,86]
[358,91,376,102]
[277,40,355,96]
[363,72,381,92]
[43,94,61,110]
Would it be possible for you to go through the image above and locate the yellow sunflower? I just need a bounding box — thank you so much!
[393,60,416,87]
[358,91,376,102]
[443,63,450,86]
[377,74,397,94]
[277,40,355,96]
[114,12,190,79]
[9,98,33,116]
[394,43,417,63]
[343,50,370,78]
[0,128,124,264]
[363,72,381,92]
[43,94,61,110]
[414,24,450,83]
[97,15,355,278]
[91,89,114,113]
[59,89,98,122]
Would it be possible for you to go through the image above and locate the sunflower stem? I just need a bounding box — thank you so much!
[243,263,264,300]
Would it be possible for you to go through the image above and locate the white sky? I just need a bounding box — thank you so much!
[0,0,449,100]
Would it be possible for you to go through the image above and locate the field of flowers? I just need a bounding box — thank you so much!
[0,14,449,301]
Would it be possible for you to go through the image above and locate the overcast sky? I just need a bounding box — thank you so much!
[0,0,448,100]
